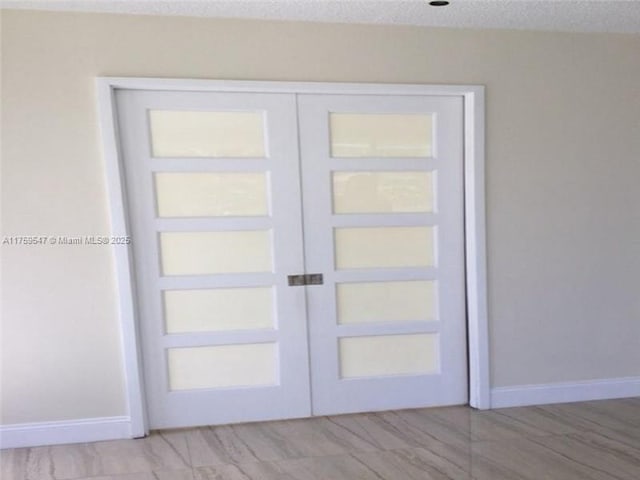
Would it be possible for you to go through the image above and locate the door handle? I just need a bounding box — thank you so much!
[288,274,324,286]
[288,274,306,286]
[306,273,323,285]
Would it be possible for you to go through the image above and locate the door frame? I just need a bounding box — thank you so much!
[96,77,489,438]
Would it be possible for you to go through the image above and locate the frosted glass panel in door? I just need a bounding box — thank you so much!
[337,281,435,324]
[164,287,273,333]
[334,227,434,269]
[168,343,277,390]
[149,110,266,157]
[330,113,432,157]
[159,231,273,275]
[339,334,439,378]
[155,173,269,217]
[332,171,433,214]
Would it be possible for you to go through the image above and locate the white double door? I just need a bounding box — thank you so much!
[116,88,467,429]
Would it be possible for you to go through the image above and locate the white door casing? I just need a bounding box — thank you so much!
[97,78,488,436]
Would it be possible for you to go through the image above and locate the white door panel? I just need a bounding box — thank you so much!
[115,90,310,428]
[298,94,467,415]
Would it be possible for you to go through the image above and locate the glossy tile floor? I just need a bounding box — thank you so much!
[2,398,639,480]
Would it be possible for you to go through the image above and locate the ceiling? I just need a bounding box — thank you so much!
[2,0,640,34]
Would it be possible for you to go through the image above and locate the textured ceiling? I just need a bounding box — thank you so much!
[2,0,640,34]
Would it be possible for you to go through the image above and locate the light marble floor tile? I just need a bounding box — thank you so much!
[262,416,381,455]
[466,452,531,480]
[187,415,385,467]
[193,454,380,480]
[580,399,640,427]
[2,430,192,480]
[54,430,191,479]
[323,412,414,450]
[526,431,640,480]
[194,463,282,480]
[473,405,586,436]
[413,404,580,441]
[468,409,569,441]
[471,435,625,480]
[194,448,472,480]
[351,446,473,479]
[186,422,308,466]
[68,470,195,480]
[0,446,56,480]
[539,399,640,432]
[593,426,640,449]
[374,407,474,449]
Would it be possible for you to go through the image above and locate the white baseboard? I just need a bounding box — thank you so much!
[0,416,133,449]
[491,376,640,409]
[2,377,638,448]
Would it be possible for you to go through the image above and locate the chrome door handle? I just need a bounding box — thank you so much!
[288,274,324,286]
[288,274,306,286]
[306,273,323,285]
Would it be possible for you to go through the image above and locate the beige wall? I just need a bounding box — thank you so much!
[1,9,639,424]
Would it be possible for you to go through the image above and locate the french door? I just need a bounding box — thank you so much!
[115,88,467,429]
[299,95,466,415]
